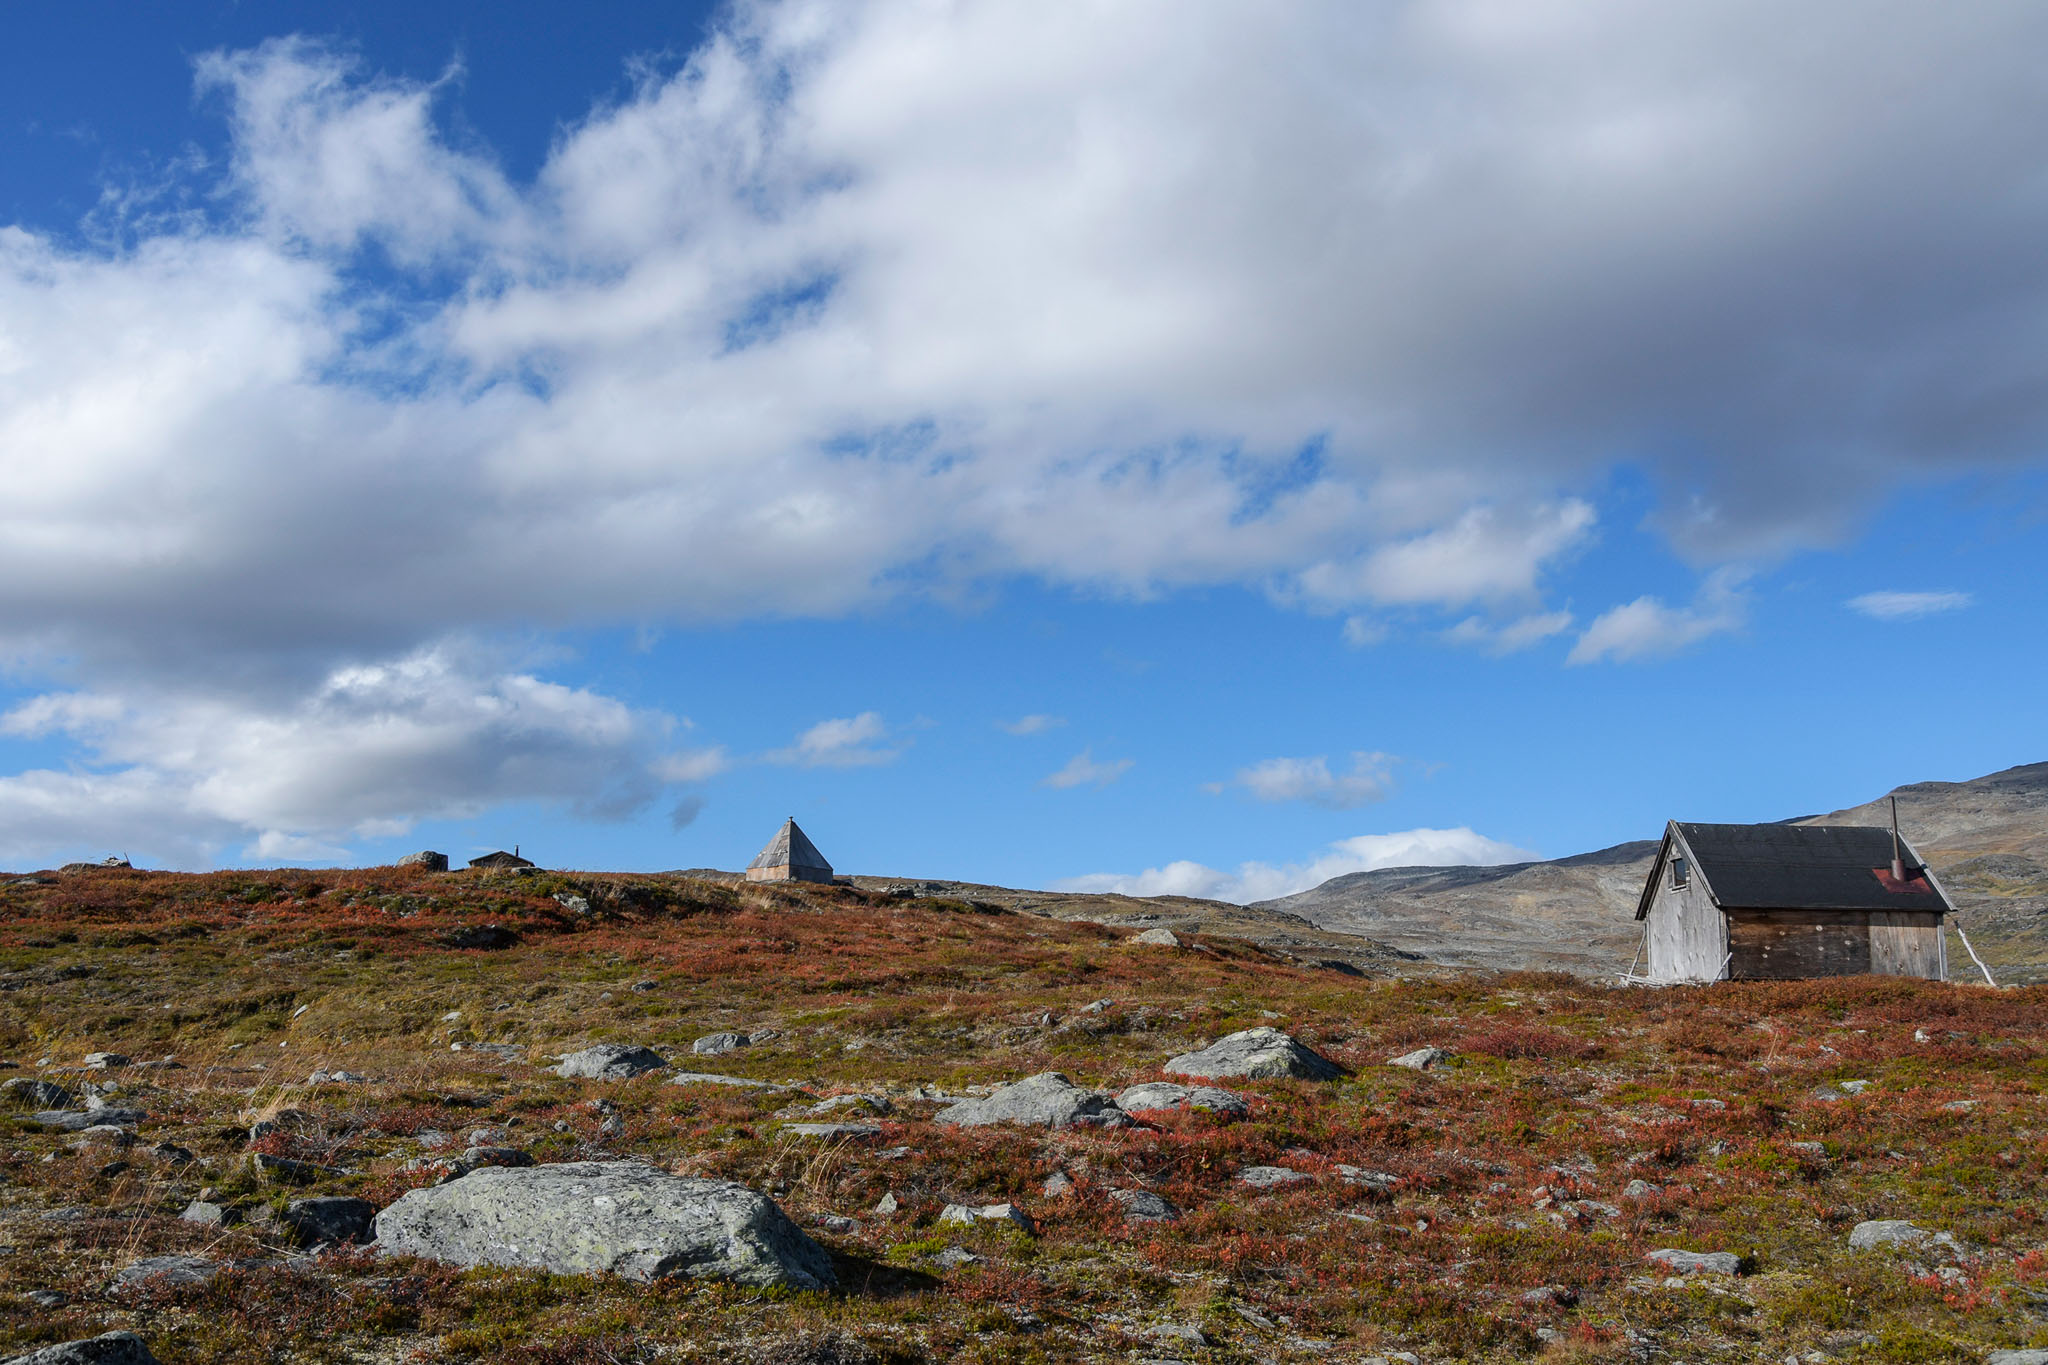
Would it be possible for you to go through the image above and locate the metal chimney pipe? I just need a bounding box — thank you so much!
[1890,796,1906,882]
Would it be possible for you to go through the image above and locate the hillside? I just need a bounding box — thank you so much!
[1,866,2045,1363]
[1257,761,2048,983]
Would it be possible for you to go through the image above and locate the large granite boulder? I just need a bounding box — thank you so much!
[0,1333,160,1365]
[933,1073,1131,1130]
[554,1045,666,1080]
[373,1161,834,1290]
[396,851,449,872]
[1163,1027,1344,1081]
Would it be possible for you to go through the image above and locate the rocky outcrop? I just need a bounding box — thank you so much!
[1163,1027,1343,1081]
[554,1045,666,1080]
[0,1333,160,1365]
[372,1161,834,1290]
[280,1196,376,1245]
[933,1073,1131,1130]
[396,851,449,871]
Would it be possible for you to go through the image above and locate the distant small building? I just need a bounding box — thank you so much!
[469,848,536,871]
[1634,822,1953,983]
[745,818,833,885]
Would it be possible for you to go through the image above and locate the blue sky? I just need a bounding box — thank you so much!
[2,2,2045,897]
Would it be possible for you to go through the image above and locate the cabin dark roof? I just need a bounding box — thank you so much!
[746,819,832,874]
[1636,822,1951,919]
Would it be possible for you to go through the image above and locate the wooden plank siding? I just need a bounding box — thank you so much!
[1870,910,1946,978]
[1644,854,1728,982]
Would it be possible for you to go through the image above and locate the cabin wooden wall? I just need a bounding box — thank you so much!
[1724,910,1944,980]
[1645,861,1727,981]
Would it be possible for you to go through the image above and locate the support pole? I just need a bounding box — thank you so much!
[1953,921,1998,988]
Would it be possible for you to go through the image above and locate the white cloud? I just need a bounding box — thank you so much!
[0,643,684,867]
[1443,610,1575,655]
[651,747,730,782]
[1341,616,1388,648]
[1568,568,1748,664]
[1220,752,1394,809]
[1298,502,1595,610]
[998,714,1065,736]
[768,712,901,767]
[1847,590,1973,620]
[1060,826,1538,904]
[1042,748,1134,790]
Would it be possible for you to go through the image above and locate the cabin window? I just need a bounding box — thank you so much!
[1671,857,1690,889]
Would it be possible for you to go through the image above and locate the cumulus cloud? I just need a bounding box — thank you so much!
[1297,502,1595,610]
[1848,590,1973,620]
[1060,826,1538,904]
[0,645,680,867]
[1042,749,1134,790]
[998,714,1065,736]
[767,712,902,768]
[1569,569,1748,664]
[1214,752,1394,809]
[1443,610,1576,655]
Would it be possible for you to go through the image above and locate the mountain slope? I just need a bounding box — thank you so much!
[1256,761,2048,982]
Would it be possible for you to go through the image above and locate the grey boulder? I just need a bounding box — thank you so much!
[1115,1082,1249,1117]
[1988,1353,2048,1365]
[1110,1189,1181,1223]
[0,1333,160,1365]
[281,1196,377,1245]
[108,1255,219,1294]
[934,1073,1131,1130]
[1849,1219,1972,1259]
[1164,1027,1343,1081]
[692,1032,748,1056]
[2,1077,75,1108]
[1238,1165,1311,1189]
[373,1160,834,1290]
[396,850,449,871]
[1388,1046,1446,1071]
[29,1108,145,1131]
[1130,928,1182,947]
[1645,1248,1743,1276]
[554,1045,666,1080]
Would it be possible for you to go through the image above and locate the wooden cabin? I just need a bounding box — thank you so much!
[1634,822,1952,983]
[745,818,834,885]
[468,848,536,871]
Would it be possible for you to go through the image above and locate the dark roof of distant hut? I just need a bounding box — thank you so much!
[746,819,832,875]
[1635,822,1953,920]
[468,849,536,870]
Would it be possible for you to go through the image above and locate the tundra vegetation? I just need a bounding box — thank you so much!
[0,866,2043,1363]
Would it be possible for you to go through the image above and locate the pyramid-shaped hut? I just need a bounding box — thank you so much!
[745,818,834,885]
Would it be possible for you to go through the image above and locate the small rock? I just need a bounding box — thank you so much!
[463,1145,535,1168]
[1941,1099,1977,1114]
[149,1142,197,1167]
[0,1332,161,1365]
[630,980,658,992]
[245,1152,338,1184]
[2,1077,75,1108]
[1337,1165,1398,1192]
[81,1053,131,1070]
[109,1254,219,1294]
[552,893,590,914]
[554,1044,666,1080]
[281,1197,376,1246]
[1131,928,1182,948]
[1164,1027,1344,1082]
[1080,999,1114,1014]
[814,1214,857,1234]
[931,1246,979,1269]
[692,1032,748,1056]
[812,1094,891,1116]
[1115,1082,1250,1117]
[874,1192,899,1216]
[23,1288,69,1308]
[1519,1285,1578,1308]
[1838,1079,1872,1094]
[32,1108,145,1131]
[780,1122,883,1140]
[1623,1179,1662,1199]
[1238,1165,1311,1189]
[1042,1171,1074,1197]
[1388,1046,1446,1071]
[1110,1188,1181,1223]
[72,1124,135,1148]
[1645,1248,1743,1276]
[934,1073,1131,1130]
[668,1072,799,1091]
[1147,1323,1209,1346]
[973,1202,1036,1233]
[180,1200,231,1227]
